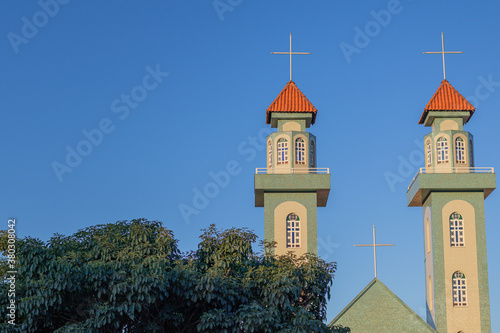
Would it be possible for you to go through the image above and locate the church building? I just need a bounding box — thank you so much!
[255,35,496,332]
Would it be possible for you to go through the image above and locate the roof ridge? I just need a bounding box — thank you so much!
[329,278,436,332]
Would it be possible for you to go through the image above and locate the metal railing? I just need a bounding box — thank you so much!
[255,167,330,174]
[407,167,495,190]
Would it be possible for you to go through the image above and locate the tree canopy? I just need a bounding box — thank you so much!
[0,219,346,332]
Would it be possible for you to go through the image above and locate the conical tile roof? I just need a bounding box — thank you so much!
[419,79,475,124]
[266,81,317,124]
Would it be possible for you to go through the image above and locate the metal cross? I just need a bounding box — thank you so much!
[423,32,463,80]
[354,225,395,278]
[271,33,311,81]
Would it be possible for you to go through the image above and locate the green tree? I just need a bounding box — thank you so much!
[0,230,11,279]
[0,219,342,332]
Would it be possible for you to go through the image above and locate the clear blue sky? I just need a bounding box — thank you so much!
[2,0,500,327]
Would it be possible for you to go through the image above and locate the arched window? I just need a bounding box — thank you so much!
[469,139,474,167]
[452,271,467,307]
[450,212,464,247]
[426,140,432,167]
[455,137,466,164]
[310,140,315,167]
[437,137,449,163]
[295,138,306,164]
[277,138,288,165]
[268,140,273,167]
[286,213,300,248]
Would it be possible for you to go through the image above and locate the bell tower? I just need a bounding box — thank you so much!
[407,78,496,332]
[254,80,330,256]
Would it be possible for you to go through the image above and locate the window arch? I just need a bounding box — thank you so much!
[277,138,288,165]
[426,140,432,167]
[268,140,273,167]
[450,212,465,247]
[469,139,474,167]
[295,138,306,164]
[286,213,300,248]
[455,137,466,164]
[436,137,449,164]
[309,140,315,167]
[452,271,467,307]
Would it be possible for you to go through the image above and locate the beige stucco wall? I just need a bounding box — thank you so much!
[283,121,301,132]
[442,199,481,332]
[440,120,459,131]
[274,201,307,256]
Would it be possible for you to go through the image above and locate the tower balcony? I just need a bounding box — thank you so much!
[254,167,331,207]
[407,167,496,207]
[255,167,330,174]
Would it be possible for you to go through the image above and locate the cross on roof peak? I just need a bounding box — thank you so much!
[354,225,395,278]
[271,33,311,81]
[423,32,464,80]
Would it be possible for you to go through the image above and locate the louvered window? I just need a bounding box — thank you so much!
[286,213,300,248]
[452,272,467,307]
[295,138,306,164]
[450,212,465,247]
[437,137,449,163]
[456,138,466,163]
[277,138,288,165]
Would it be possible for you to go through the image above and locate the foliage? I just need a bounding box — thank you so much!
[0,219,340,332]
[0,230,10,279]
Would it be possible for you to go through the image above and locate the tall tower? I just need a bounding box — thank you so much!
[254,81,330,256]
[407,79,496,332]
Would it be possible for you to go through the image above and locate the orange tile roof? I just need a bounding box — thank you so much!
[419,79,475,124]
[266,81,317,124]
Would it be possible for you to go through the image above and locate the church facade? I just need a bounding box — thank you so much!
[406,79,495,332]
[255,66,495,332]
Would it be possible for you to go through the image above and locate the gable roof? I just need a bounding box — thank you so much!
[330,278,436,332]
[266,81,317,124]
[419,79,475,124]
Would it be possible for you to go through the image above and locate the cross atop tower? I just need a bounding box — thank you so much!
[354,225,395,278]
[271,33,311,81]
[423,32,464,80]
